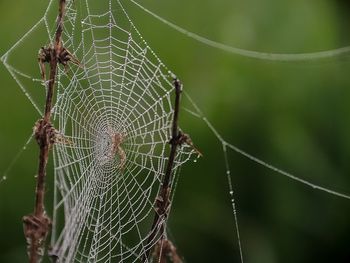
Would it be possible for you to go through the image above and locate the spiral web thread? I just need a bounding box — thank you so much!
[2,0,350,262]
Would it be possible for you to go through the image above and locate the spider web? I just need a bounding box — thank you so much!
[1,0,350,262]
[51,1,198,261]
[2,0,196,262]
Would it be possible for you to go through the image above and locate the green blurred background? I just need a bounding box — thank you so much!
[1,0,350,262]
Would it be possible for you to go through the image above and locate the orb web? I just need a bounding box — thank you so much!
[0,0,196,262]
[48,1,197,262]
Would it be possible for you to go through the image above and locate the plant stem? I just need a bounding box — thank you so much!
[23,1,66,262]
[35,0,65,214]
[143,79,183,262]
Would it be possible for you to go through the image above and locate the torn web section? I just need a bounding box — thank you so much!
[50,1,196,262]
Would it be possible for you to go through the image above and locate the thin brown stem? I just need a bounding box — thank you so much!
[44,0,65,121]
[143,79,184,262]
[23,1,67,263]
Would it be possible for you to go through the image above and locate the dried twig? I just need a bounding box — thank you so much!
[22,1,67,262]
[143,79,187,262]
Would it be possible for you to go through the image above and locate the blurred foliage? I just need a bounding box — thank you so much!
[1,0,350,262]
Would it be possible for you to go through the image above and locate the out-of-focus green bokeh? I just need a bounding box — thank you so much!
[1,0,350,262]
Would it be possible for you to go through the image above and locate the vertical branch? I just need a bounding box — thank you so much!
[23,1,67,263]
[143,79,183,262]
[44,0,65,122]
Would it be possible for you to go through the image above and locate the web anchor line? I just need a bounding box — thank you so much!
[129,0,350,62]
[143,79,188,263]
[21,1,80,262]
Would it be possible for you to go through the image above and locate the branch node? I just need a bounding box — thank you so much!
[33,119,57,147]
[170,131,202,156]
[23,214,52,261]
